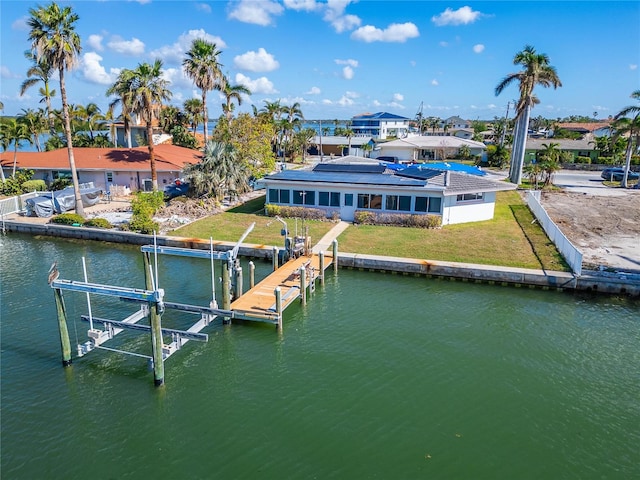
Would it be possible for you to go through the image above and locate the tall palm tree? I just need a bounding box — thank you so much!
[221,81,251,121]
[128,60,172,191]
[183,39,224,143]
[495,45,562,185]
[183,98,204,134]
[28,2,85,216]
[106,69,136,148]
[19,108,47,152]
[20,50,57,135]
[613,90,640,188]
[1,119,33,176]
[77,102,104,140]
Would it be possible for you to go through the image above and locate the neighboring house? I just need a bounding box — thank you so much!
[524,138,599,162]
[555,122,612,138]
[351,112,410,139]
[444,116,471,129]
[0,144,202,192]
[113,123,168,148]
[262,157,515,225]
[309,136,374,157]
[375,136,487,162]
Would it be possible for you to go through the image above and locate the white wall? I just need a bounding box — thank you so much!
[442,191,496,225]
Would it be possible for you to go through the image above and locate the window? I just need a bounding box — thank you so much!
[358,193,382,210]
[268,188,290,204]
[319,191,341,207]
[106,172,113,182]
[280,189,290,204]
[456,193,483,202]
[345,193,353,206]
[386,195,411,211]
[330,192,340,207]
[319,191,329,206]
[293,190,315,205]
[293,190,304,205]
[415,196,442,214]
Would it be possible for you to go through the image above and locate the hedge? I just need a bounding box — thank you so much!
[354,210,442,229]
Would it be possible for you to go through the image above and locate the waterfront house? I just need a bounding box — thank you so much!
[308,136,375,157]
[262,157,515,225]
[374,136,487,162]
[350,112,410,139]
[0,144,201,192]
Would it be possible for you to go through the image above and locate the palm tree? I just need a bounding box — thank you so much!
[613,90,640,188]
[106,69,136,148]
[77,102,104,140]
[495,45,562,185]
[128,60,172,191]
[221,81,251,121]
[20,50,57,135]
[19,108,47,152]
[183,39,224,143]
[184,98,204,135]
[28,2,85,215]
[538,142,561,187]
[1,119,33,176]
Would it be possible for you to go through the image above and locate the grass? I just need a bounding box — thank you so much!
[169,191,570,272]
[337,191,569,271]
[169,195,336,246]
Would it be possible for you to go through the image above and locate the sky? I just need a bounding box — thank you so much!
[1,0,639,122]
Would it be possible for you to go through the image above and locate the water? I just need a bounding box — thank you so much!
[1,233,639,479]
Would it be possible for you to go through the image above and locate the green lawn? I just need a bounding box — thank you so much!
[169,191,569,272]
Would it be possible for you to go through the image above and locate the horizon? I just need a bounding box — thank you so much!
[1,1,639,121]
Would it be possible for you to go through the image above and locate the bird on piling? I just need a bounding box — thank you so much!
[48,261,59,284]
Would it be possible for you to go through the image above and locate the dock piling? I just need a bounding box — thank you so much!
[319,251,325,286]
[275,287,282,331]
[53,288,72,367]
[236,266,243,298]
[300,265,307,306]
[149,300,165,386]
[272,247,279,271]
[222,259,231,323]
[249,261,255,289]
[332,240,339,273]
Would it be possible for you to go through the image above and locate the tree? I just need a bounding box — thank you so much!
[495,45,562,185]
[19,108,47,152]
[221,81,251,121]
[184,98,204,135]
[20,50,57,135]
[128,60,172,191]
[28,2,85,216]
[77,102,104,140]
[361,142,373,158]
[183,39,224,143]
[0,119,33,177]
[613,90,640,188]
[538,142,561,187]
[294,128,316,163]
[106,69,136,148]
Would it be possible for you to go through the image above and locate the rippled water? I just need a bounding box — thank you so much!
[1,233,639,479]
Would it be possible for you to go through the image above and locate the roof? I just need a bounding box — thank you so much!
[556,122,611,133]
[380,136,487,149]
[313,163,387,174]
[525,138,595,151]
[0,144,202,172]
[263,170,429,188]
[351,112,410,121]
[312,136,373,146]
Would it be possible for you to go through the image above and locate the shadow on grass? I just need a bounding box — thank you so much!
[227,195,266,214]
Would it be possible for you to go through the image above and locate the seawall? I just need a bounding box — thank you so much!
[5,220,639,297]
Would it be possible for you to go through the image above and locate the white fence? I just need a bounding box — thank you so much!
[0,191,45,217]
[526,190,582,275]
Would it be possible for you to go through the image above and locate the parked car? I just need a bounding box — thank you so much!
[164,179,190,199]
[601,167,639,181]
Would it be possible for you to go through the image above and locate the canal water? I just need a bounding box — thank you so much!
[1,233,639,479]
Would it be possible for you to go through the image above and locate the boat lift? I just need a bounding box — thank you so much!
[49,224,255,386]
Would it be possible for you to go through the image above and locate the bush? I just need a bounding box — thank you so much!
[128,216,159,234]
[354,211,376,224]
[50,178,71,191]
[128,191,164,234]
[0,170,35,196]
[631,155,640,166]
[84,218,113,229]
[596,157,617,166]
[265,204,327,220]
[21,179,47,192]
[354,210,441,229]
[265,204,281,216]
[574,156,591,164]
[51,213,85,225]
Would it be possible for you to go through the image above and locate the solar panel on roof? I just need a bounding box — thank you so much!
[313,163,386,174]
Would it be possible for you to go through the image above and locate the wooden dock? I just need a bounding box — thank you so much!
[231,253,333,324]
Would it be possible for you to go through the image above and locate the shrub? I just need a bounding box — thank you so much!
[354,211,376,224]
[50,178,71,191]
[265,204,326,220]
[128,216,159,234]
[21,179,47,192]
[596,157,617,166]
[574,156,591,164]
[631,155,640,166]
[51,213,85,225]
[128,191,164,234]
[354,210,441,229]
[265,204,281,216]
[84,218,113,229]
[0,170,35,196]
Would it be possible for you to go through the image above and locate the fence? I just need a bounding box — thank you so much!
[0,191,45,217]
[526,190,583,276]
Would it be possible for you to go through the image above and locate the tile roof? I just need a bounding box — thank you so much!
[0,144,202,172]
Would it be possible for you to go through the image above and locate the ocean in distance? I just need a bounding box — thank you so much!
[1,233,639,479]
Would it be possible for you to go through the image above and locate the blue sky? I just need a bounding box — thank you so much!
[1,0,639,121]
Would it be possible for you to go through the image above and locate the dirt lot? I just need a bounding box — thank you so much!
[539,190,640,272]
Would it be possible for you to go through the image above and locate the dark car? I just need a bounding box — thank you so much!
[600,167,639,181]
[164,179,190,199]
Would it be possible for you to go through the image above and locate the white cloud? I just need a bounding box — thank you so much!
[439,41,448,47]
[280,95,314,105]
[487,103,497,109]
[235,73,278,94]
[342,66,354,80]
[335,58,358,67]
[337,95,355,106]
[306,86,321,95]
[351,22,419,43]
[107,36,145,56]
[228,0,284,26]
[322,99,333,105]
[432,6,482,26]
[473,44,485,53]
[150,30,226,65]
[234,48,279,72]
[162,67,192,89]
[393,93,404,102]
[81,52,120,85]
[323,0,361,32]
[12,16,29,31]
[88,34,104,51]
[195,3,212,13]
[1,66,20,79]
[345,91,359,99]
[630,64,638,70]
[431,79,439,86]
[284,0,320,12]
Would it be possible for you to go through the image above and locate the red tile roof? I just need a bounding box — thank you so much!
[557,122,611,132]
[0,144,203,172]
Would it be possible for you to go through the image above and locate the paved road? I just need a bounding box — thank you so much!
[553,170,633,196]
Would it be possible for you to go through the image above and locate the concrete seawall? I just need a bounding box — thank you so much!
[6,220,639,297]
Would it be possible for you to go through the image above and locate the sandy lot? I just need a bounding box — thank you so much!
[539,190,640,272]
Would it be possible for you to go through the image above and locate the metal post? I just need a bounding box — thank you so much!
[332,239,339,273]
[300,266,307,306]
[222,259,231,311]
[272,246,279,271]
[53,288,72,367]
[319,251,325,286]
[236,266,243,298]
[149,300,164,386]
[275,287,283,331]
[249,261,255,289]
[305,226,310,255]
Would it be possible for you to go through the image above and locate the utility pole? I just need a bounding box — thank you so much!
[500,101,511,148]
